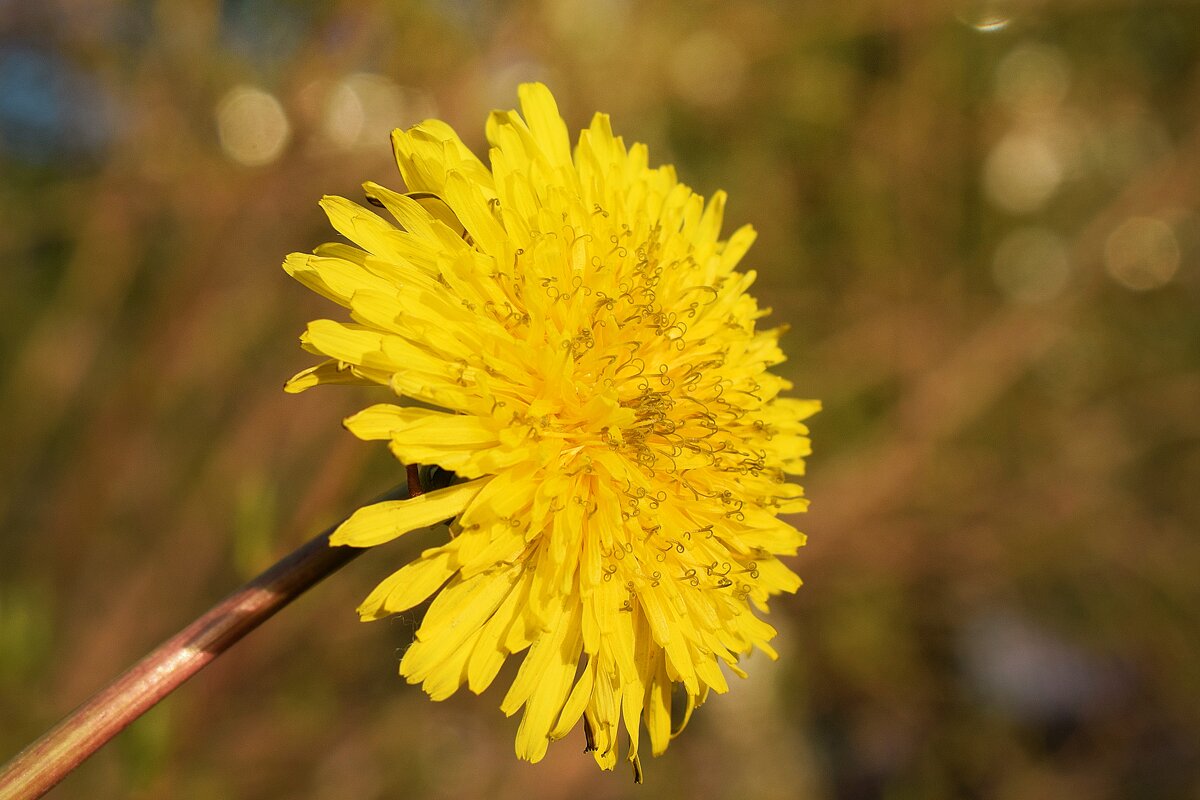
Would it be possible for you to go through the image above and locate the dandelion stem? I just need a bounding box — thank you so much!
[0,484,410,800]
[406,463,424,498]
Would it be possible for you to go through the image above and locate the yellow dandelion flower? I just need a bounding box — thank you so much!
[284,83,818,778]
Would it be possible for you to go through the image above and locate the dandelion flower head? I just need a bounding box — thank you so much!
[284,83,818,778]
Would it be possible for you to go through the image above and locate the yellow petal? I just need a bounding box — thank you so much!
[421,625,483,701]
[442,170,510,258]
[283,252,396,307]
[513,616,581,762]
[550,656,594,740]
[343,404,499,451]
[318,196,413,264]
[362,181,467,255]
[391,119,495,197]
[283,359,381,393]
[341,403,416,440]
[644,657,673,755]
[300,320,396,372]
[466,573,531,693]
[356,543,459,620]
[330,479,487,548]
[401,564,522,684]
[517,82,572,169]
[501,594,573,716]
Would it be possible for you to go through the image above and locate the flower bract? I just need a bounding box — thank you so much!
[284,83,817,778]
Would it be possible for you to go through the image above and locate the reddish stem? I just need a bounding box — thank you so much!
[0,484,410,800]
[406,463,424,498]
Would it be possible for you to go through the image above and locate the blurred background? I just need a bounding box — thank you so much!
[2,0,1199,797]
